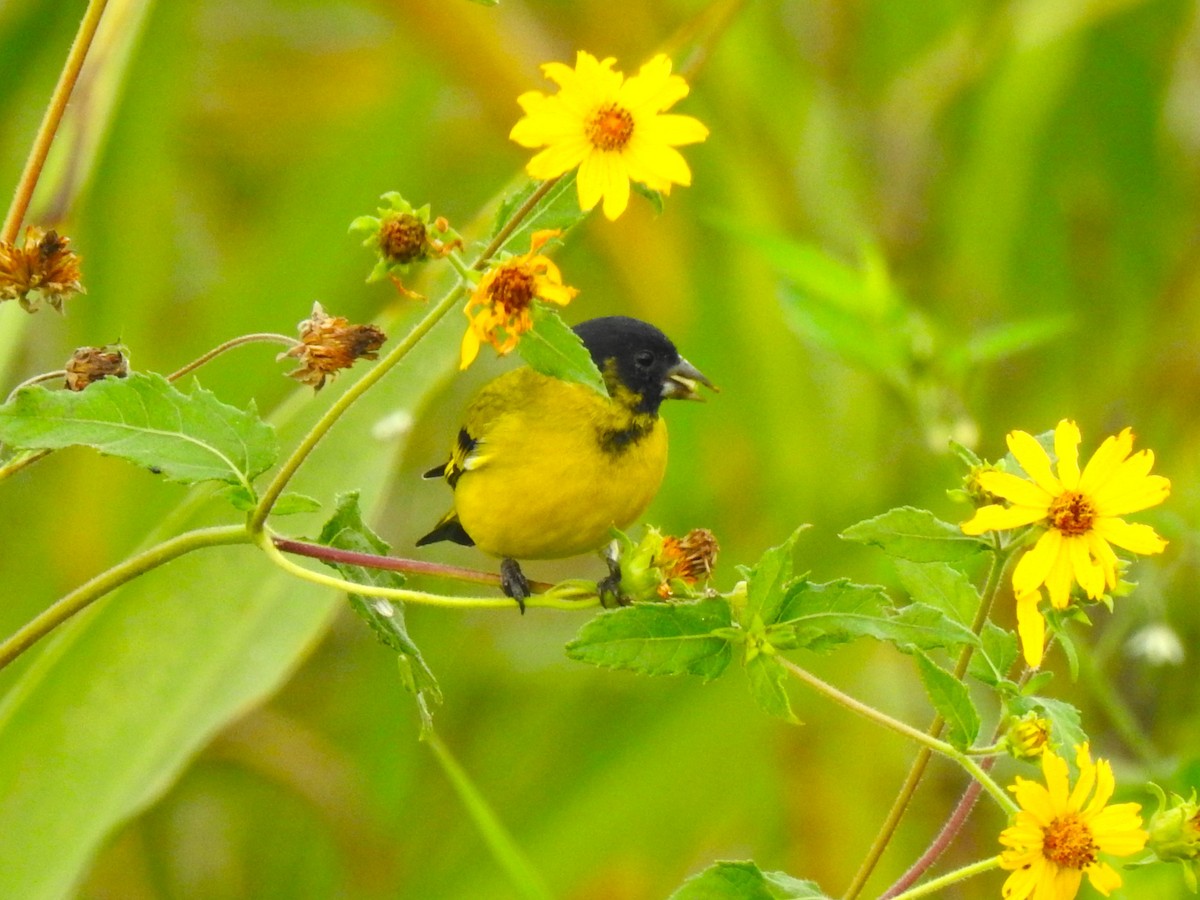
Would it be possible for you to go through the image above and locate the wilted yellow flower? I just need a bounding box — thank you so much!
[280,302,386,390]
[460,229,577,369]
[961,420,1169,667]
[999,744,1147,900]
[509,51,709,220]
[0,226,84,313]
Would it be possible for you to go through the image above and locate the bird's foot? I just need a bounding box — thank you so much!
[597,551,629,608]
[500,558,529,614]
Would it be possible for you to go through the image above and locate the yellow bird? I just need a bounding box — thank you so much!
[417,316,713,608]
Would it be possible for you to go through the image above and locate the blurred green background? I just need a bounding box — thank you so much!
[1,0,1198,897]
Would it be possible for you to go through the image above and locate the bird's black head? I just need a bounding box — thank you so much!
[572,316,712,415]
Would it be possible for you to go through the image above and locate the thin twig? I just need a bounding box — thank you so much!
[167,332,299,382]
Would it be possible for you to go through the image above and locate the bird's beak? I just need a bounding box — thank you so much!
[662,357,717,401]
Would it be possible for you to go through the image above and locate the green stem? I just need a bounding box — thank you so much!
[777,658,1015,814]
[0,524,251,672]
[168,332,299,383]
[842,538,1011,900]
[426,732,553,900]
[888,856,1001,900]
[258,530,597,611]
[2,0,110,243]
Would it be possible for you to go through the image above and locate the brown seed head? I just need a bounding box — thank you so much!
[655,528,719,598]
[379,213,431,265]
[64,346,129,391]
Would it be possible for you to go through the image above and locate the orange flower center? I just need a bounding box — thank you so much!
[1049,491,1096,535]
[586,103,635,151]
[488,264,537,314]
[1042,814,1097,870]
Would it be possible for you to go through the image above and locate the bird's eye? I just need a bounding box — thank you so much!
[635,350,655,369]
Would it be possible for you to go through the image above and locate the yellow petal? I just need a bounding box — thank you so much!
[1068,747,1098,810]
[1091,463,1170,516]
[1016,592,1047,669]
[1083,861,1123,896]
[623,139,694,189]
[636,112,710,146]
[459,327,481,370]
[1054,419,1082,489]
[619,55,689,113]
[1089,804,1147,854]
[1007,429,1062,496]
[524,138,590,180]
[1085,531,1120,590]
[597,153,631,220]
[1011,779,1056,824]
[1090,517,1168,555]
[1078,428,1135,495]
[1068,535,1105,599]
[961,503,1046,535]
[576,151,606,211]
[1051,866,1084,899]
[1044,542,1075,609]
[976,470,1055,508]
[1012,531,1061,596]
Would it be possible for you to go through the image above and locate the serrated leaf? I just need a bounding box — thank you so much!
[883,603,980,654]
[0,372,277,489]
[316,493,441,735]
[969,621,1019,687]
[518,305,607,395]
[1006,695,1085,751]
[669,860,828,900]
[771,579,891,653]
[565,598,734,680]
[745,655,798,723]
[893,559,979,626]
[914,652,980,750]
[841,507,986,564]
[739,526,810,628]
[491,171,585,256]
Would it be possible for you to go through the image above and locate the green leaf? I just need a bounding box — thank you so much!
[952,314,1073,371]
[771,579,891,653]
[739,526,810,628]
[841,507,986,564]
[745,655,798,723]
[316,493,441,737]
[565,598,734,680]
[224,486,320,516]
[882,603,980,654]
[969,621,1019,687]
[669,860,828,900]
[893,559,979,626]
[914,652,980,750]
[1007,695,1086,751]
[518,304,608,396]
[491,171,585,256]
[0,372,277,489]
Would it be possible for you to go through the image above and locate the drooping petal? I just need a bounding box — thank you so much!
[1083,860,1123,896]
[1054,419,1082,489]
[1084,530,1121,590]
[459,326,481,370]
[1013,530,1061,596]
[1050,866,1084,899]
[597,152,631,220]
[1016,591,1047,668]
[1067,534,1106,599]
[575,151,606,211]
[1007,429,1063,496]
[1043,542,1076,609]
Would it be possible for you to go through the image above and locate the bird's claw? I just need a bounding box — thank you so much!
[597,552,628,609]
[500,558,530,614]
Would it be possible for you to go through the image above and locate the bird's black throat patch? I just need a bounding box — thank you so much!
[598,418,655,455]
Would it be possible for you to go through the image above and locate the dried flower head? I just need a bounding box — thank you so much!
[655,528,720,598]
[0,226,85,313]
[64,346,129,391]
[460,229,577,368]
[280,302,386,390]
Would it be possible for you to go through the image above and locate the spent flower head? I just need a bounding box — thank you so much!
[961,420,1170,667]
[509,51,709,220]
[999,744,1147,900]
[609,526,719,603]
[460,229,577,369]
[0,226,85,313]
[280,302,387,390]
[64,346,128,391]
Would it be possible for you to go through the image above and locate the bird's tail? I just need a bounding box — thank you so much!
[416,512,475,548]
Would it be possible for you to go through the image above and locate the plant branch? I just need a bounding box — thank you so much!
[0,524,251,672]
[167,333,299,383]
[887,856,1001,900]
[2,0,110,243]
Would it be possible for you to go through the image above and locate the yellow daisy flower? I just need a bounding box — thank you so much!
[961,420,1169,667]
[509,51,709,220]
[999,744,1147,900]
[460,229,577,369]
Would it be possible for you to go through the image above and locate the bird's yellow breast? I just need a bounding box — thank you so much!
[450,369,668,560]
